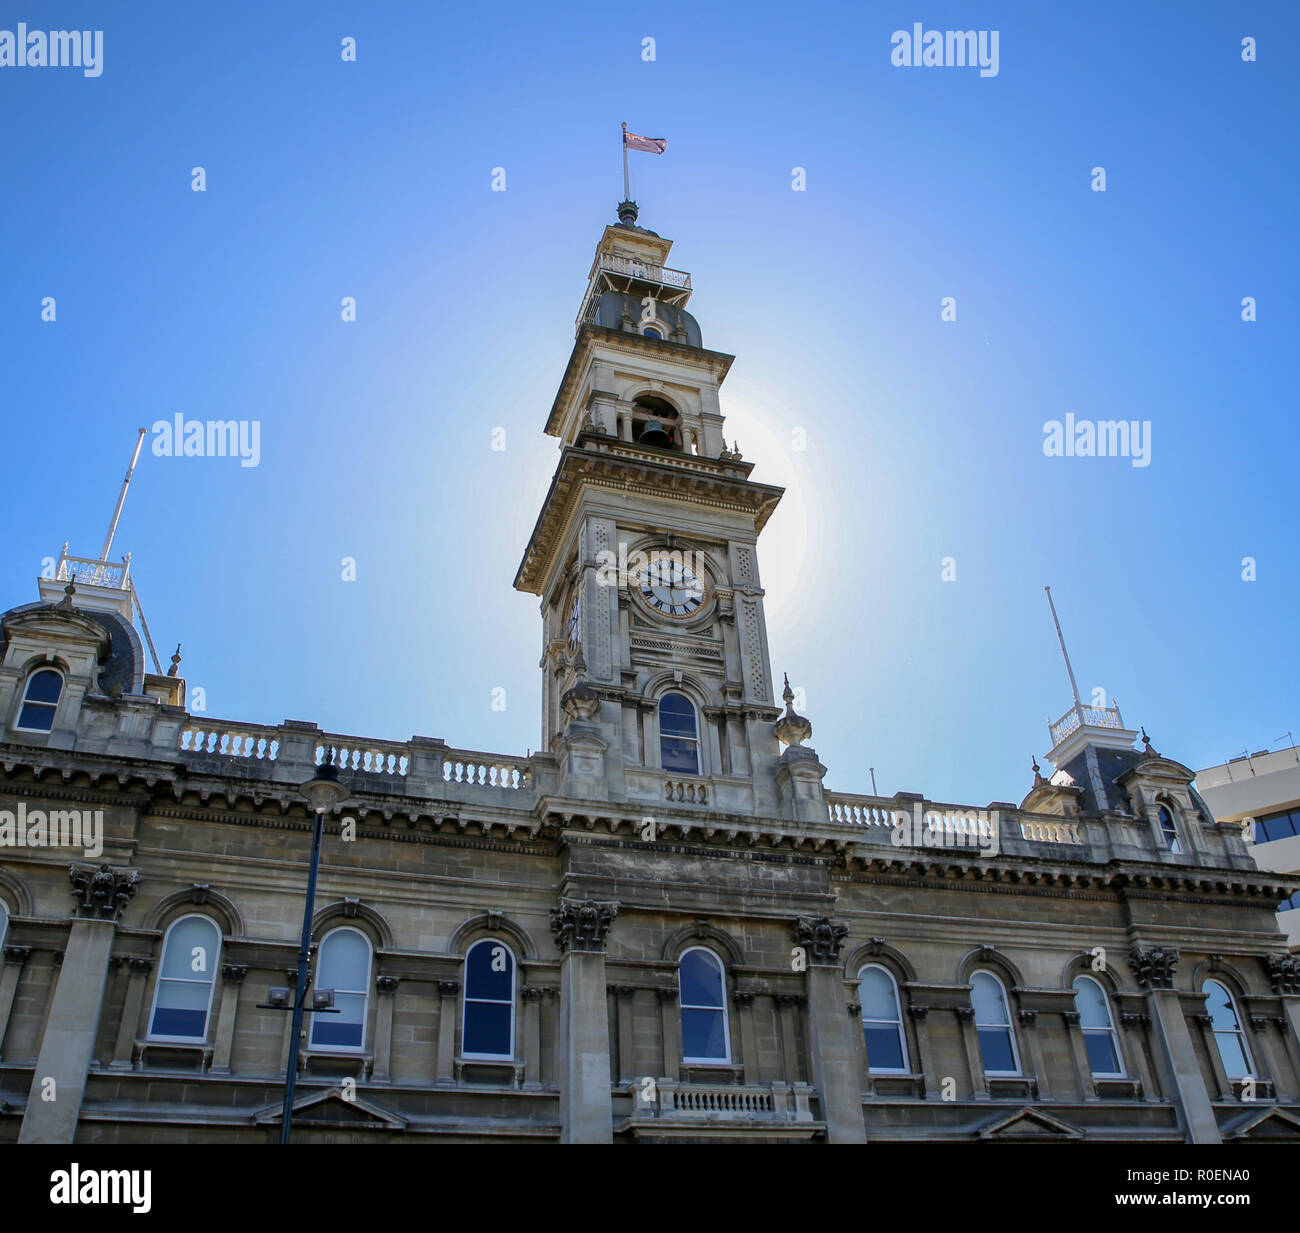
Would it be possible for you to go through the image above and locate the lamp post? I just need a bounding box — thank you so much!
[277,754,351,1144]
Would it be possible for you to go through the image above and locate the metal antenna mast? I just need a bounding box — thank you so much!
[101,428,147,561]
[1044,586,1084,712]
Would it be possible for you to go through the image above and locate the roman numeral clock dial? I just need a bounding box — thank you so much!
[636,552,707,620]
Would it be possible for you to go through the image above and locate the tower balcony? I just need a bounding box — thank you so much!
[1048,702,1125,747]
[576,253,692,331]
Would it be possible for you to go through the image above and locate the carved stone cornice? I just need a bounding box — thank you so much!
[68,863,139,920]
[1265,954,1300,996]
[550,898,619,954]
[1127,944,1179,990]
[791,916,849,965]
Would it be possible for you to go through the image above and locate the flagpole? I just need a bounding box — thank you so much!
[621,121,630,200]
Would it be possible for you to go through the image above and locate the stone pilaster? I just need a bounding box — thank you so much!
[612,984,636,1083]
[733,990,758,1080]
[209,963,248,1074]
[793,917,865,1143]
[109,957,153,1069]
[372,975,399,1082]
[657,987,681,1080]
[552,898,618,1143]
[19,864,139,1143]
[0,945,33,1063]
[1127,945,1220,1143]
[435,980,460,1082]
[522,986,544,1088]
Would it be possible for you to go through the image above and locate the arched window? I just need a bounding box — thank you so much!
[1156,805,1182,855]
[679,947,729,1063]
[463,938,516,1060]
[16,668,62,732]
[630,395,681,450]
[971,970,1019,1075]
[148,914,221,1041]
[1072,975,1124,1077]
[642,326,662,340]
[309,927,371,1051]
[659,692,700,775]
[858,964,908,1073]
[1202,979,1253,1079]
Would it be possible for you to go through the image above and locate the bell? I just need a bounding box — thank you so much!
[639,419,673,449]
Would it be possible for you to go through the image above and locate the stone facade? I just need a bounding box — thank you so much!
[1,208,1299,1144]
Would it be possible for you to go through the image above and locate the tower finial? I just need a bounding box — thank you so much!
[617,199,639,225]
[168,643,183,677]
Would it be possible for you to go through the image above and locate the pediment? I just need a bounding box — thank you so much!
[1223,1106,1300,1140]
[977,1106,1083,1140]
[253,1087,406,1131]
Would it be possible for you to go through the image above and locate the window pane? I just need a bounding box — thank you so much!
[464,1000,512,1056]
[1083,1029,1120,1075]
[160,918,219,980]
[679,950,723,1007]
[312,991,366,1048]
[465,941,513,1001]
[659,694,697,737]
[1203,981,1240,1032]
[682,1007,727,1060]
[971,973,1009,1025]
[864,1024,905,1071]
[17,702,56,731]
[25,670,62,703]
[151,979,210,1038]
[977,1027,1017,1073]
[661,737,699,774]
[1072,977,1110,1029]
[317,931,368,991]
[1214,1031,1249,1078]
[859,968,898,1021]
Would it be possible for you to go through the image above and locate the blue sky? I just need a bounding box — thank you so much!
[2,1,1295,806]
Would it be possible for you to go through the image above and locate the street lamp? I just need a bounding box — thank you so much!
[266,753,351,1144]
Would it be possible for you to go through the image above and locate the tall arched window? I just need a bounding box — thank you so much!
[971,970,1019,1075]
[1156,805,1182,854]
[16,668,62,732]
[148,914,221,1041]
[463,938,516,1060]
[659,692,700,775]
[858,964,908,1073]
[1072,975,1124,1077]
[309,927,371,1051]
[1203,979,1253,1079]
[679,947,729,1063]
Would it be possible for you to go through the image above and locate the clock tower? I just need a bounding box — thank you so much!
[515,203,819,818]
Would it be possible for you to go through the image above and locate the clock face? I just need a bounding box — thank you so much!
[566,593,581,650]
[638,552,707,619]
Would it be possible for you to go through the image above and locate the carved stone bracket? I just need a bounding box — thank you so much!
[656,987,679,1004]
[1127,944,1179,990]
[609,984,636,998]
[550,898,619,954]
[791,916,849,965]
[1118,1011,1150,1028]
[68,864,140,920]
[1017,1009,1038,1027]
[1265,953,1300,996]
[846,1002,861,1017]
[733,990,755,1007]
[954,1006,974,1021]
[1062,1010,1081,1026]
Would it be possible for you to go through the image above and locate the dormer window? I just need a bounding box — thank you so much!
[1156,805,1182,855]
[16,668,62,732]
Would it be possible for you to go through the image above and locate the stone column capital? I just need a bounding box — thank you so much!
[791,916,849,966]
[1265,953,1300,996]
[550,898,619,954]
[68,864,139,921]
[437,980,461,996]
[375,975,400,994]
[4,945,33,966]
[127,957,154,975]
[1127,944,1179,990]
[220,964,249,983]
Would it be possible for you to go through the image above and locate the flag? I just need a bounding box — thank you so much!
[623,130,667,155]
